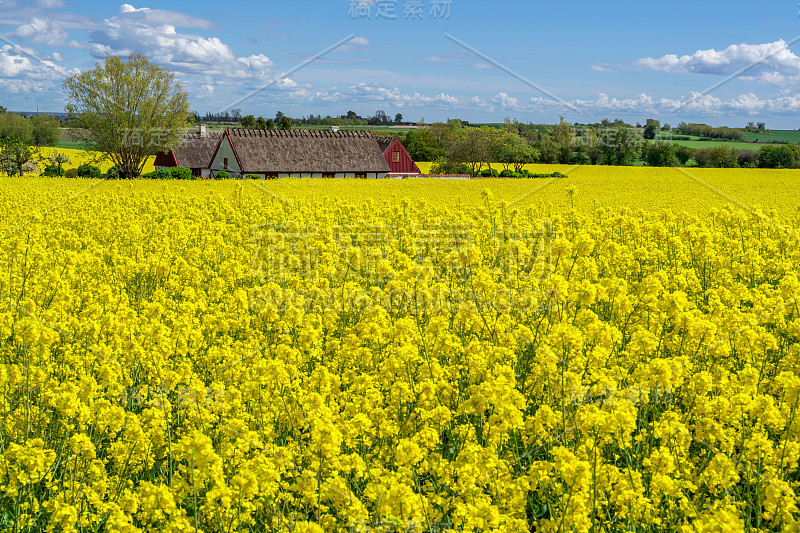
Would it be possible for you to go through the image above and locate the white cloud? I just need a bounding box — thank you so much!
[635,40,800,86]
[285,82,461,109]
[13,17,71,46]
[0,45,78,79]
[37,0,66,7]
[349,37,370,46]
[423,56,457,63]
[88,4,270,79]
[492,92,521,110]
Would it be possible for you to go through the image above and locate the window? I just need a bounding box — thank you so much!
[392,151,401,163]
[322,173,335,179]
[191,168,201,177]
[223,157,229,169]
[355,173,367,179]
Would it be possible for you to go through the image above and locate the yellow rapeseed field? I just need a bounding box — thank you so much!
[2,171,800,532]
[36,147,156,175]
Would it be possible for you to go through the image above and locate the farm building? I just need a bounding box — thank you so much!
[375,136,421,176]
[209,129,390,179]
[153,126,221,178]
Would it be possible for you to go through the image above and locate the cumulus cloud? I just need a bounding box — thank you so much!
[0,45,78,79]
[635,40,800,86]
[13,17,73,46]
[286,82,461,109]
[466,89,800,117]
[88,4,272,79]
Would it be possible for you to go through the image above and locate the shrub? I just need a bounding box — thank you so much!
[170,166,193,180]
[246,174,262,180]
[104,166,122,179]
[644,142,679,167]
[216,171,230,179]
[64,168,78,178]
[76,164,102,179]
[479,168,499,177]
[695,146,738,168]
[42,164,64,177]
[141,169,172,180]
[499,170,520,178]
[737,150,759,168]
[674,146,696,166]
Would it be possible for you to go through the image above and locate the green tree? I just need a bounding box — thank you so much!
[579,127,602,165]
[600,126,642,166]
[63,53,190,179]
[266,119,275,130]
[31,115,60,146]
[256,117,267,130]
[449,126,494,176]
[492,131,538,171]
[757,145,798,169]
[695,146,738,168]
[45,152,71,175]
[553,116,574,163]
[0,137,38,176]
[644,141,679,167]
[643,119,660,140]
[279,116,292,130]
[241,115,256,128]
[0,112,33,142]
[674,145,695,166]
[394,113,403,124]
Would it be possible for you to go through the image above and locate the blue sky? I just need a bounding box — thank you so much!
[2,0,800,127]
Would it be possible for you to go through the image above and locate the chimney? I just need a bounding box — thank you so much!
[199,124,207,137]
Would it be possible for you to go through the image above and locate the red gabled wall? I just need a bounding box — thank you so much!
[154,151,178,167]
[383,138,420,174]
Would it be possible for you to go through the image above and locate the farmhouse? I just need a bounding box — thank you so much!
[153,127,221,178]
[375,136,421,177]
[210,129,390,179]
[155,127,424,179]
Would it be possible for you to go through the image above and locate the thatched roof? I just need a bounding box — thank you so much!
[173,133,222,168]
[226,129,390,173]
[374,136,397,154]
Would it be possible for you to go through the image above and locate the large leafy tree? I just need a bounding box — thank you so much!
[0,138,38,176]
[63,53,189,179]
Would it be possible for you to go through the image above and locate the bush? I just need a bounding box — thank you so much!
[42,164,64,177]
[104,166,122,179]
[429,158,471,176]
[479,168,499,177]
[216,171,230,179]
[644,142,679,167]
[170,166,193,180]
[246,174,262,180]
[737,150,759,168]
[499,170,520,178]
[141,168,172,180]
[694,146,738,168]
[674,146,696,166]
[76,164,102,179]
[757,145,800,169]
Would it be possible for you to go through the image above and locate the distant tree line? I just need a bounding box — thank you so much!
[675,122,746,142]
[390,117,800,174]
[0,109,61,176]
[396,117,647,175]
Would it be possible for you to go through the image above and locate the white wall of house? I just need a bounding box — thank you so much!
[210,137,242,178]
